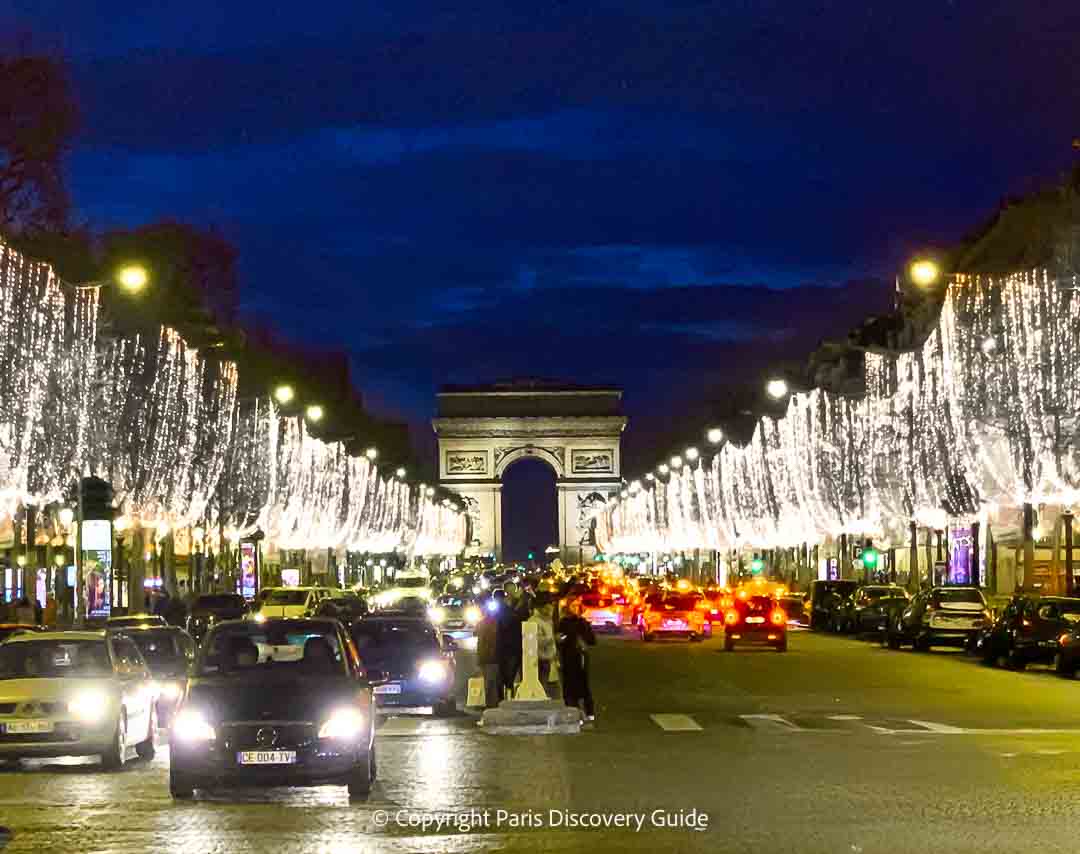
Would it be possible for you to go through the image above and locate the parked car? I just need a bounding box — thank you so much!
[832,585,910,635]
[169,617,375,799]
[315,591,369,625]
[807,580,858,630]
[0,630,157,767]
[253,587,333,620]
[887,586,990,651]
[979,595,1080,671]
[187,594,248,643]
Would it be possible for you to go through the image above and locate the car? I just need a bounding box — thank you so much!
[640,591,706,642]
[187,593,248,643]
[979,595,1080,671]
[723,594,788,651]
[777,593,808,626]
[832,585,910,634]
[169,617,375,800]
[111,624,196,726]
[887,586,990,651]
[315,591,369,625]
[350,614,457,716]
[106,614,168,629]
[0,624,44,643]
[806,580,858,630]
[253,587,331,619]
[579,591,628,631]
[371,574,432,609]
[426,595,482,649]
[0,630,157,767]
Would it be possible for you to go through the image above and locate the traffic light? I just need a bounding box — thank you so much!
[860,547,879,569]
[527,552,534,560]
[750,557,765,574]
[79,477,114,520]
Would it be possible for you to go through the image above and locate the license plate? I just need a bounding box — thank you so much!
[237,750,297,765]
[3,720,53,734]
[746,616,765,624]
[663,620,686,628]
[374,683,402,695]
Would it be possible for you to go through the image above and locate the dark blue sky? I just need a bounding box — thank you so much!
[5,0,1078,467]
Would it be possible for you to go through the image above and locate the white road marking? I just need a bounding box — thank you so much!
[739,713,803,731]
[650,713,703,731]
[908,720,965,734]
[827,715,863,721]
[376,717,425,737]
[1035,749,1066,755]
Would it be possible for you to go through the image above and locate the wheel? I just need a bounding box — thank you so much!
[914,633,931,652]
[169,767,195,799]
[642,632,654,643]
[136,707,156,761]
[101,712,127,770]
[348,747,375,800]
[775,638,787,652]
[688,633,702,643]
[724,637,735,652]
[1054,652,1076,677]
[1006,647,1026,671]
[887,632,901,650]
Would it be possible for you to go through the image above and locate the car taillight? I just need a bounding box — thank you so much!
[724,610,739,625]
[710,609,719,616]
[770,609,786,626]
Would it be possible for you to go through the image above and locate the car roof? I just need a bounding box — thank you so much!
[354,614,429,625]
[6,630,106,643]
[106,624,186,633]
[211,616,340,628]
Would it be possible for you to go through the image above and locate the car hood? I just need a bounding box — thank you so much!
[186,674,365,722]
[0,677,118,704]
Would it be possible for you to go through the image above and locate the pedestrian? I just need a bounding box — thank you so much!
[42,593,57,628]
[14,596,35,625]
[475,600,502,708]
[154,589,170,617]
[527,598,558,696]
[558,598,596,721]
[494,588,522,699]
[33,596,42,625]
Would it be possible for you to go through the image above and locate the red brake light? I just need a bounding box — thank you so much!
[724,610,739,625]
[770,609,786,626]
[710,609,719,615]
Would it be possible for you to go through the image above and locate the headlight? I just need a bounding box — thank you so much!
[252,612,267,623]
[428,606,446,625]
[464,605,482,625]
[68,690,109,723]
[418,660,448,683]
[160,681,184,700]
[173,708,216,742]
[318,707,366,739]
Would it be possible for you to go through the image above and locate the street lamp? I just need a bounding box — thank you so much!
[766,378,789,400]
[658,464,669,476]
[304,404,324,423]
[273,384,295,405]
[685,447,699,462]
[365,447,378,461]
[425,487,435,497]
[116,264,149,294]
[395,467,406,478]
[909,259,941,288]
[645,473,655,481]
[707,427,724,444]
[670,456,683,469]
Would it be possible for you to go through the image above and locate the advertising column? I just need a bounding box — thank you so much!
[80,519,113,621]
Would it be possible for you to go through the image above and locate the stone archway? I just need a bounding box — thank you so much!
[432,381,626,564]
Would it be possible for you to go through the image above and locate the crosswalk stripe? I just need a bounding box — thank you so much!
[650,713,703,731]
[739,713,803,731]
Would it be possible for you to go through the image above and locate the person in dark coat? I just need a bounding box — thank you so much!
[558,598,596,720]
[494,589,522,699]
[475,603,501,708]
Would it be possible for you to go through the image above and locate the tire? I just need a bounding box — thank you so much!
[348,747,374,800]
[887,632,901,650]
[1006,647,1026,671]
[724,637,735,652]
[136,706,156,761]
[101,712,127,770]
[170,767,195,799]
[689,633,702,643]
[775,639,787,652]
[1054,652,1076,677]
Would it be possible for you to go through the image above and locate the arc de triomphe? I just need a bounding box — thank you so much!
[432,382,626,565]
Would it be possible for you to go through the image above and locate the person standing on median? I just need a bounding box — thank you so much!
[476,598,502,708]
[496,586,525,699]
[558,598,596,721]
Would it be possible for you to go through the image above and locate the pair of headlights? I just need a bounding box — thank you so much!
[172,706,367,742]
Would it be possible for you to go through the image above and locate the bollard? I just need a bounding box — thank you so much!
[515,621,548,701]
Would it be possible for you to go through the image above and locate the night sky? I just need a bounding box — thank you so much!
[5,1,1079,474]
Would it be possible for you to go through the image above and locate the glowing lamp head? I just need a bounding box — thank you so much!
[273,384,295,405]
[981,336,998,355]
[658,464,669,475]
[685,447,699,461]
[707,427,724,444]
[670,456,683,469]
[909,259,941,288]
[304,404,325,423]
[766,379,789,400]
[396,467,406,478]
[365,447,378,461]
[116,264,149,294]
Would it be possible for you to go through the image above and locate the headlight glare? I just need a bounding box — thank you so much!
[68,690,109,723]
[428,606,446,625]
[173,708,216,742]
[418,659,448,683]
[161,681,184,700]
[318,707,366,739]
[464,605,482,625]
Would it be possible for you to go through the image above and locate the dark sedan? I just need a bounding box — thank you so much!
[112,624,195,726]
[807,580,858,631]
[187,594,248,644]
[980,595,1080,671]
[723,594,787,652]
[833,585,910,635]
[351,615,457,716]
[169,618,375,800]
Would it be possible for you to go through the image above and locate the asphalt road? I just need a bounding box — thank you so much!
[3,628,1080,853]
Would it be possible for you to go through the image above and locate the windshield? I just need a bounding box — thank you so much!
[395,577,428,589]
[932,588,986,606]
[0,640,111,679]
[264,590,309,605]
[664,594,702,610]
[352,621,438,652]
[198,622,346,677]
[195,595,245,609]
[127,630,193,662]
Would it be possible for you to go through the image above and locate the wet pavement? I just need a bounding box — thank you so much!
[3,630,1080,852]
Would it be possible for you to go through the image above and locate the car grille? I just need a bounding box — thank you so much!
[0,725,80,744]
[0,704,15,715]
[221,722,316,750]
[0,702,66,715]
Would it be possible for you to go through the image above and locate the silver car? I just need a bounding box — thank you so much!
[0,631,157,768]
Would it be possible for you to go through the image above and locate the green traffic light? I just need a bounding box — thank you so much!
[751,558,764,574]
[862,548,879,567]
[527,552,534,560]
